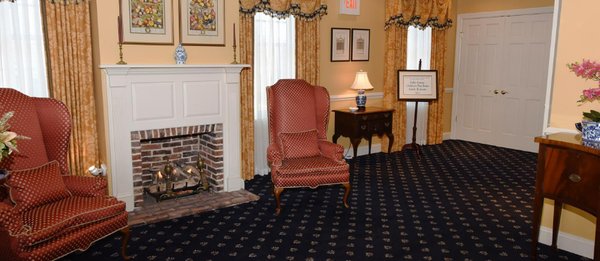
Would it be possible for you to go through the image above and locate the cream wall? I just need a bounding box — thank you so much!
[320,0,386,149]
[543,0,600,241]
[90,0,386,158]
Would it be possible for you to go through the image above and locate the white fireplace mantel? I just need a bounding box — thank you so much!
[100,64,249,211]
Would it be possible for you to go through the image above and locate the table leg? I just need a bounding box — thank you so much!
[531,148,546,260]
[368,137,372,155]
[387,133,394,153]
[552,201,563,250]
[350,138,361,159]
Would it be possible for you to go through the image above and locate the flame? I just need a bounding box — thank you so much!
[157,171,163,179]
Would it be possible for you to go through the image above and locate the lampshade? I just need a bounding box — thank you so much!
[350,71,374,90]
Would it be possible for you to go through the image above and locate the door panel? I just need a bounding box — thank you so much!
[454,11,553,152]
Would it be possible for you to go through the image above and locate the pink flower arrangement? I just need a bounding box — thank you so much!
[567,59,600,103]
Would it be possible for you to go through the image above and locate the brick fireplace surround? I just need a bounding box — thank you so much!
[101,64,248,211]
[131,124,223,208]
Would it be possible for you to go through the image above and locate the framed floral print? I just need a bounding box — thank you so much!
[331,28,351,62]
[120,0,174,45]
[179,0,225,46]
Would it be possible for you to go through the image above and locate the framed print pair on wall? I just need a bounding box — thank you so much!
[330,28,370,62]
[119,0,225,46]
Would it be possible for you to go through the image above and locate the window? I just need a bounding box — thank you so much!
[0,1,48,97]
[253,12,296,175]
[406,26,432,144]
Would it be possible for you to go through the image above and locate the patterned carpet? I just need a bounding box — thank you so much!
[63,140,590,260]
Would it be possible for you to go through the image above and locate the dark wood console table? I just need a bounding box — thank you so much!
[332,107,394,159]
[532,133,600,260]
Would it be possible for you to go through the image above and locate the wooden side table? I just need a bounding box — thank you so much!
[332,107,394,158]
[532,133,600,260]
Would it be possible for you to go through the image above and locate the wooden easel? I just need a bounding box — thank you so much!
[402,60,423,159]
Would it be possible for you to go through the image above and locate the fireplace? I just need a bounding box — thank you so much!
[101,64,248,211]
[131,124,222,208]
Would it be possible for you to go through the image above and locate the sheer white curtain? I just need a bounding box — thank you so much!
[406,26,431,144]
[0,0,48,97]
[254,12,295,175]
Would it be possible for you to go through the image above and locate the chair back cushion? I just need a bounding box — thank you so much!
[267,79,331,157]
[279,129,321,159]
[0,88,49,170]
[6,161,71,213]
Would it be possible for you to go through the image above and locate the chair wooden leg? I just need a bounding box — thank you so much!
[342,183,351,208]
[120,226,131,260]
[274,187,284,215]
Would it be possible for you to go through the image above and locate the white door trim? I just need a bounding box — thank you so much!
[543,0,562,134]
[450,6,555,141]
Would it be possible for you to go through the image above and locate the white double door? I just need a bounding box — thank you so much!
[452,8,554,152]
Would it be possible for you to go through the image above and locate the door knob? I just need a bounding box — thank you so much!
[501,90,508,95]
[493,90,499,94]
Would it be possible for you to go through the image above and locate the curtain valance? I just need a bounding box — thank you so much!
[385,0,452,30]
[240,0,327,21]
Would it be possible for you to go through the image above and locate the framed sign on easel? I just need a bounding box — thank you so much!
[397,61,438,158]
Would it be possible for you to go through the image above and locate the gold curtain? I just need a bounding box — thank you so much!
[426,29,446,144]
[239,13,255,180]
[382,25,408,152]
[384,0,452,148]
[239,0,326,180]
[42,0,98,176]
[295,17,320,85]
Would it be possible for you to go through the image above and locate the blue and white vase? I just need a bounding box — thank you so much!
[174,43,187,64]
[581,121,600,142]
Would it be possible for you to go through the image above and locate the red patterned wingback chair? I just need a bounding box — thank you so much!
[266,79,351,215]
[0,88,130,261]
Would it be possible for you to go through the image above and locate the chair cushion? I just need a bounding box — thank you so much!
[6,161,71,213]
[273,156,349,188]
[16,196,125,247]
[279,129,321,159]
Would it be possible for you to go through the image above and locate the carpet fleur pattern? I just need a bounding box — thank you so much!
[63,140,590,260]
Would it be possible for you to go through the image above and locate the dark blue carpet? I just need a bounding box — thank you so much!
[63,140,590,260]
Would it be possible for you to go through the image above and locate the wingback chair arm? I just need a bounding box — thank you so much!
[266,144,283,167]
[62,176,108,197]
[318,140,346,163]
[0,201,23,237]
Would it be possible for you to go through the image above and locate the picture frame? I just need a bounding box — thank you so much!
[351,29,369,61]
[397,70,439,101]
[339,0,360,15]
[331,28,351,62]
[120,0,174,45]
[179,0,225,46]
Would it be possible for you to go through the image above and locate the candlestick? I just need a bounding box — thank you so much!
[231,23,238,64]
[117,16,123,44]
[117,43,127,65]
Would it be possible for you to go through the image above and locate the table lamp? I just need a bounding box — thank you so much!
[350,70,374,111]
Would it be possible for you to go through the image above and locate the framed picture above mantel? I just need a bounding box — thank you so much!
[120,0,174,45]
[179,0,225,46]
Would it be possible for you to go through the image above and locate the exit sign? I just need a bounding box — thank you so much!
[340,0,360,15]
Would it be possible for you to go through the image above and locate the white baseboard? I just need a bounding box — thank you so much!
[443,132,452,140]
[538,226,594,259]
[543,127,578,135]
[343,143,382,159]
